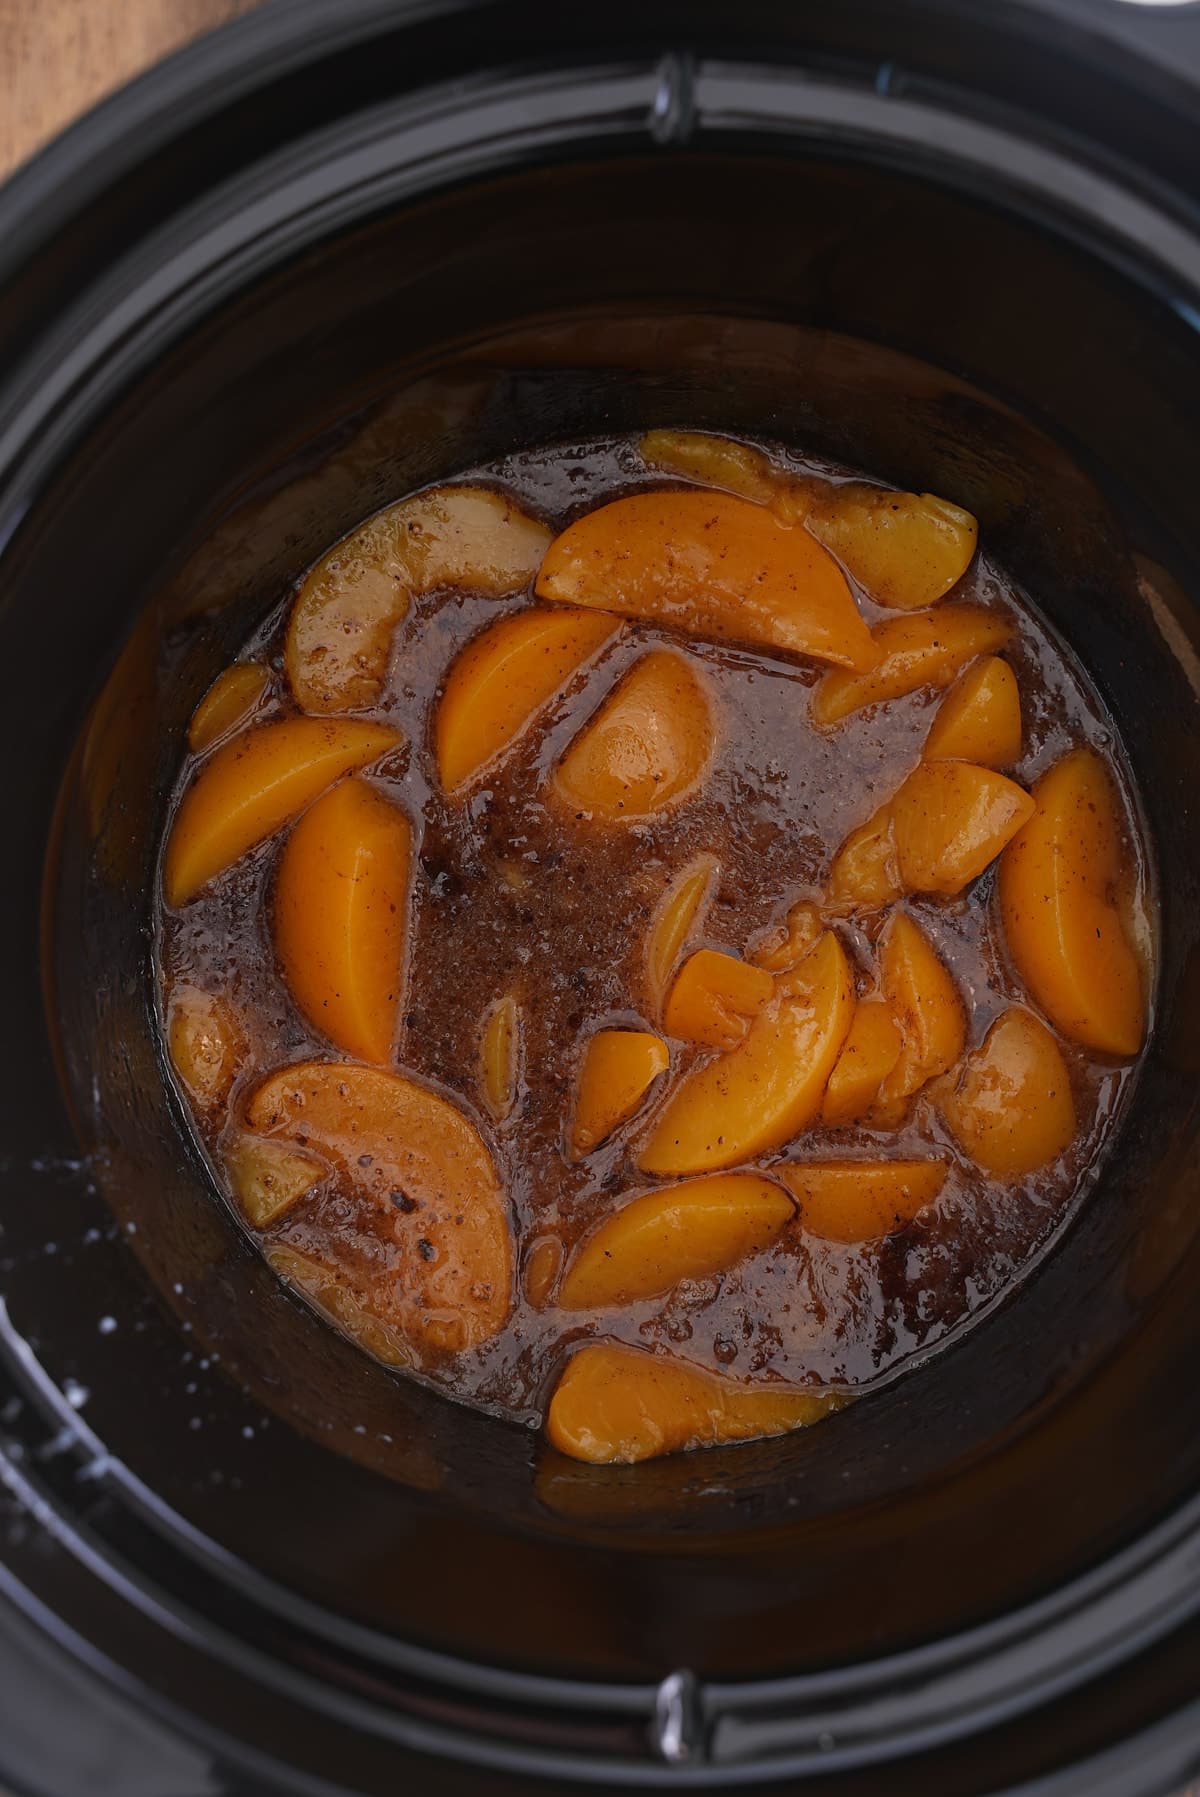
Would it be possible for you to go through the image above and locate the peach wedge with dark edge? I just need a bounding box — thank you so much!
[164,717,399,906]
[551,649,716,823]
[246,1062,512,1357]
[638,429,806,519]
[480,994,521,1122]
[662,949,774,1052]
[805,485,978,612]
[188,662,270,753]
[435,608,620,791]
[546,1341,841,1465]
[287,486,551,714]
[570,1029,669,1159]
[811,603,1011,727]
[998,747,1146,1056]
[643,853,719,1013]
[535,489,877,670]
[820,1000,903,1127]
[779,1160,947,1243]
[638,930,855,1176]
[274,775,413,1064]
[938,1008,1076,1176]
[923,656,1022,767]
[224,1134,326,1229]
[871,913,966,1123]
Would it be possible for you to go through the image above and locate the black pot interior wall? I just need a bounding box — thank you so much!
[4,150,1197,1684]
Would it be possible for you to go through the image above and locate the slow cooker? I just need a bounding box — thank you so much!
[1,1,1199,1791]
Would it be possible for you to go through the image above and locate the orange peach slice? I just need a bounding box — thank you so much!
[820,1001,903,1126]
[811,603,1012,727]
[225,1134,326,1228]
[188,662,270,752]
[274,776,412,1064]
[546,1342,840,1464]
[638,429,805,518]
[166,986,243,1108]
[247,1062,511,1356]
[663,949,774,1051]
[805,486,978,611]
[644,853,720,1011]
[523,1235,564,1309]
[435,609,619,791]
[828,803,902,910]
[536,489,877,670]
[891,762,1035,896]
[998,748,1145,1055]
[266,1244,412,1368]
[779,1159,947,1243]
[638,931,855,1175]
[939,1008,1076,1175]
[551,650,716,822]
[480,994,520,1121]
[750,899,824,971]
[570,1029,669,1158]
[872,914,966,1120]
[924,656,1021,767]
[558,1174,794,1308]
[164,717,399,906]
[287,486,551,713]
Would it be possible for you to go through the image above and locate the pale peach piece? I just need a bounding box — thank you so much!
[779,1159,947,1243]
[806,485,978,611]
[820,1001,903,1126]
[167,986,243,1108]
[638,429,807,519]
[923,656,1021,767]
[750,899,824,971]
[287,486,551,713]
[551,650,717,822]
[188,662,270,752]
[891,762,1035,897]
[480,994,520,1121]
[811,603,1012,727]
[570,1029,670,1158]
[225,1134,325,1228]
[663,949,775,1051]
[547,1342,840,1465]
[828,803,902,909]
[523,1235,564,1308]
[645,855,721,1019]
[638,931,855,1176]
[536,489,878,670]
[435,609,619,791]
[939,1009,1076,1175]
[164,718,400,906]
[247,1063,511,1356]
[274,777,412,1064]
[873,913,966,1120]
[559,1174,794,1308]
[999,748,1145,1055]
[266,1244,412,1368]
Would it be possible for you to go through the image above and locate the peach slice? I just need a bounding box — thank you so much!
[546,1342,840,1465]
[225,1134,326,1228]
[811,603,1012,727]
[247,1062,512,1356]
[872,913,966,1120]
[638,931,855,1176]
[266,1244,412,1368]
[638,429,805,518]
[820,1001,903,1126]
[535,489,877,670]
[551,650,716,823]
[480,994,520,1121]
[435,609,619,791]
[644,853,719,1010]
[188,662,270,752]
[779,1159,947,1243]
[570,1029,669,1158]
[828,803,902,910]
[939,1008,1076,1175]
[923,656,1021,767]
[750,899,824,972]
[891,762,1035,896]
[663,949,774,1051]
[287,486,551,713]
[274,776,412,1064]
[164,717,399,906]
[998,748,1145,1055]
[558,1174,794,1308]
[805,486,978,611]
[523,1235,564,1309]
[166,985,243,1108]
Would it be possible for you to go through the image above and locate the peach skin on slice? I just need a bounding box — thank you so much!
[891,761,1035,896]
[247,1062,512,1356]
[435,608,619,791]
[779,1159,946,1242]
[638,930,855,1175]
[225,1133,326,1228]
[164,717,399,906]
[287,486,551,713]
[570,1029,669,1158]
[480,994,520,1121]
[535,489,877,670]
[663,949,774,1051]
[750,899,824,972]
[551,649,716,823]
[805,485,978,611]
[811,603,1011,727]
[828,803,903,910]
[820,1000,903,1126]
[558,1174,794,1308]
[166,985,243,1109]
[274,775,412,1064]
[188,662,270,752]
[998,747,1146,1055]
[924,656,1021,767]
[546,1342,840,1464]
[644,853,719,1011]
[939,1008,1076,1175]
[872,913,966,1121]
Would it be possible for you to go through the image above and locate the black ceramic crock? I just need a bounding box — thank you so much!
[1,2,1199,1792]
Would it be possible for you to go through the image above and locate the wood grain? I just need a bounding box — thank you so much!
[0,0,261,180]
